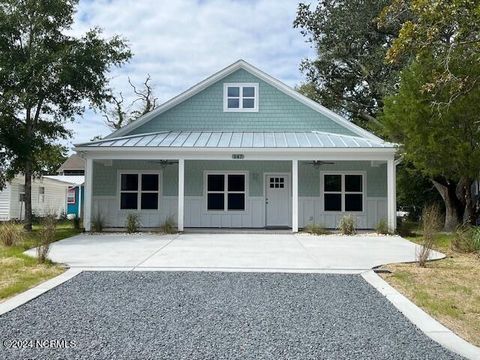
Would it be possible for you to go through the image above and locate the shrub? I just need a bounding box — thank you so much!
[91,213,104,233]
[375,219,390,235]
[396,218,417,237]
[37,215,56,263]
[338,215,356,235]
[72,217,81,230]
[126,213,140,233]
[304,223,330,235]
[452,225,480,253]
[417,204,442,267]
[161,216,177,234]
[0,222,24,247]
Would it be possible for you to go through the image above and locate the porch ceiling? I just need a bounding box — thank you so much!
[75,131,395,150]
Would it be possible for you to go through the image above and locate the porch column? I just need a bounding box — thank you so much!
[84,157,93,231]
[178,158,185,232]
[387,158,397,231]
[292,159,298,232]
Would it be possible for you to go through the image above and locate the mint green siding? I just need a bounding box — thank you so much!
[92,160,386,198]
[129,69,356,135]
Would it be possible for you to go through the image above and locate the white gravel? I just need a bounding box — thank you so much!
[0,272,463,359]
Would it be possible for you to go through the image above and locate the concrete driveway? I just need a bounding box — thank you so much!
[25,232,444,271]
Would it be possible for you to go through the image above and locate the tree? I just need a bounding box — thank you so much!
[103,74,158,131]
[380,0,480,230]
[380,56,480,230]
[0,0,132,230]
[294,0,406,129]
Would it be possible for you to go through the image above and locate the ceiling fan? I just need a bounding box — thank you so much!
[305,160,335,168]
[148,160,177,168]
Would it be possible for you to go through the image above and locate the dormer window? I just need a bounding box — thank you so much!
[223,83,258,112]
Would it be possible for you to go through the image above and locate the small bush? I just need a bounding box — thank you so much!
[91,213,104,233]
[452,225,480,253]
[375,219,390,235]
[417,204,442,267]
[396,219,417,237]
[338,215,356,235]
[304,223,330,235]
[0,222,24,247]
[161,216,177,234]
[37,215,56,263]
[126,213,140,233]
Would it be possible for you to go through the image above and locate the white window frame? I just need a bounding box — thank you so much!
[117,170,162,211]
[320,171,366,213]
[39,186,45,203]
[223,83,259,112]
[204,171,248,213]
[19,185,25,202]
[67,187,75,204]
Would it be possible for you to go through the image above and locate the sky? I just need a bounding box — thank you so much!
[66,0,315,148]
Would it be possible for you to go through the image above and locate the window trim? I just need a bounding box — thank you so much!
[117,170,162,211]
[320,171,366,213]
[67,187,76,205]
[223,83,259,112]
[204,171,248,213]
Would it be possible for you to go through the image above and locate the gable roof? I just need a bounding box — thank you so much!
[106,60,383,142]
[57,154,85,173]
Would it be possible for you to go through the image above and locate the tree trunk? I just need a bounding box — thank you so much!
[23,162,33,232]
[432,179,462,231]
[457,177,476,225]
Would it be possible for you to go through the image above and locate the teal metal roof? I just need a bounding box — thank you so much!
[76,131,395,149]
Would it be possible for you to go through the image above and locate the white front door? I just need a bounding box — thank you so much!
[265,174,291,227]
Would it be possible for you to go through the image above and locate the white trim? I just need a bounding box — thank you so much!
[84,158,93,231]
[223,83,259,112]
[105,60,385,142]
[387,158,396,230]
[292,160,298,232]
[178,159,184,231]
[203,171,249,213]
[117,170,162,211]
[320,171,366,214]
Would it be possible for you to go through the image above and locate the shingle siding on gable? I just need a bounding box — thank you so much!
[129,69,356,135]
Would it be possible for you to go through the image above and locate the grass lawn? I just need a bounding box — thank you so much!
[381,232,480,346]
[0,221,80,302]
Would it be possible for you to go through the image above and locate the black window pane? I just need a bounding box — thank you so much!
[228,194,245,210]
[228,87,239,97]
[141,193,158,209]
[208,193,224,210]
[243,87,255,97]
[121,193,137,209]
[228,99,239,108]
[121,174,138,191]
[345,194,363,211]
[142,174,158,191]
[228,175,245,191]
[243,99,255,108]
[208,175,224,191]
[345,175,362,192]
[324,175,341,192]
[324,194,341,211]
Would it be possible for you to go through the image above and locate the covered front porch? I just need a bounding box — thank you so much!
[79,145,396,233]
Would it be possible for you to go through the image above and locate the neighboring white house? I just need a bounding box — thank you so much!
[0,175,82,221]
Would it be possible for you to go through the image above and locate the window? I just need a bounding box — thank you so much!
[38,186,45,203]
[19,185,25,202]
[67,187,76,204]
[323,174,364,212]
[224,83,258,112]
[120,173,160,210]
[269,177,285,189]
[207,173,246,211]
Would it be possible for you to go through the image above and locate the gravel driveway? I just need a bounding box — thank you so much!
[0,272,461,360]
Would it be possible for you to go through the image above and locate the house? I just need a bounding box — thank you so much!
[74,60,397,232]
[56,155,85,218]
[0,175,80,221]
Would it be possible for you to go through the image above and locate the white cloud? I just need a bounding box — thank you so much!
[66,0,314,147]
